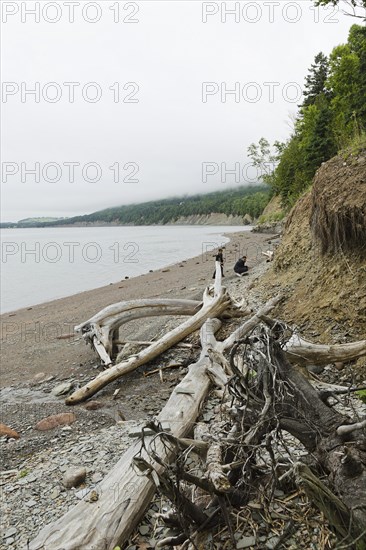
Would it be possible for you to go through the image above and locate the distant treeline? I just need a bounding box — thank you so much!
[2,185,270,228]
[249,24,366,207]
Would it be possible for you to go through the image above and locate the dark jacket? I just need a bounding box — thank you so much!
[234,258,248,274]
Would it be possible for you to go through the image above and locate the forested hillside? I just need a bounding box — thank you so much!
[5,185,270,227]
[249,23,366,208]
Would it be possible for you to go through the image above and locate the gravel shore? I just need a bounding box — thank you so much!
[3,229,363,549]
[0,230,275,547]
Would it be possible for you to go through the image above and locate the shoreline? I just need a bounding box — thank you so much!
[0,230,274,387]
[1,225,250,315]
[0,229,280,547]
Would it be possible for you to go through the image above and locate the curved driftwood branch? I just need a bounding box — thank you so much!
[66,288,231,405]
[75,299,202,363]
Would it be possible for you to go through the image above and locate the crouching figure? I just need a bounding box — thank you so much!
[234,255,249,277]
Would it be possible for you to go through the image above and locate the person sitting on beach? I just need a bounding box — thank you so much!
[234,256,249,277]
[212,247,225,278]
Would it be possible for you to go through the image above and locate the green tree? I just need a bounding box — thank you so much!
[301,52,330,108]
[326,25,366,145]
[265,25,365,207]
[315,0,366,20]
[247,138,284,188]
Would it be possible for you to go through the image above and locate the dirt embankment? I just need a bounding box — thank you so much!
[258,147,366,344]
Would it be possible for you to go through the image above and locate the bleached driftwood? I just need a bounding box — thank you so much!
[75,298,202,364]
[66,287,231,405]
[285,335,366,366]
[30,321,222,549]
[259,316,366,366]
[115,340,196,349]
[262,250,274,261]
[30,263,280,549]
[216,294,283,353]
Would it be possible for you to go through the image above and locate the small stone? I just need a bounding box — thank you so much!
[49,487,60,499]
[84,400,104,411]
[63,467,87,488]
[26,499,37,507]
[0,423,20,439]
[138,525,150,536]
[4,528,17,538]
[91,472,103,484]
[334,362,344,371]
[35,413,76,431]
[5,538,15,546]
[52,381,74,396]
[24,474,37,483]
[33,372,46,382]
[87,490,99,502]
[237,536,256,549]
[266,536,280,549]
[75,487,93,500]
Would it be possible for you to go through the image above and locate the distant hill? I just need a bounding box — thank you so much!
[1,186,270,228]
[0,217,69,229]
[10,186,269,228]
[18,217,69,225]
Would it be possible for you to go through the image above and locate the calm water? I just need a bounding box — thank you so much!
[0,225,250,313]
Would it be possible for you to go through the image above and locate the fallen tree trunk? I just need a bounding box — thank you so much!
[30,269,280,548]
[127,329,366,549]
[285,336,366,366]
[270,343,366,544]
[75,298,202,363]
[74,298,202,331]
[30,318,222,550]
[66,288,231,405]
[260,316,366,366]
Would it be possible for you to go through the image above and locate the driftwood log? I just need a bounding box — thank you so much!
[30,319,222,549]
[30,261,366,549]
[66,286,232,405]
[30,264,280,549]
[139,333,366,549]
[285,335,366,365]
[75,298,202,365]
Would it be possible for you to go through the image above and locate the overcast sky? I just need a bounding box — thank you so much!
[1,0,354,222]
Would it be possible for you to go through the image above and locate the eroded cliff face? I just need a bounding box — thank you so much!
[258,148,366,342]
[170,213,252,225]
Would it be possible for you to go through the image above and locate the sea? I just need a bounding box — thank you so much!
[0,225,251,313]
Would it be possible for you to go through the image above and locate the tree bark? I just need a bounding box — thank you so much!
[30,318,222,550]
[285,336,366,366]
[66,288,231,405]
[75,298,202,362]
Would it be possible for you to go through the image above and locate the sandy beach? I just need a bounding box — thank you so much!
[0,230,274,388]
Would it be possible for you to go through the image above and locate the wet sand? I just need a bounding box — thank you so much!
[0,230,273,387]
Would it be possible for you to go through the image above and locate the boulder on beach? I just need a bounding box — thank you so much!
[35,413,76,431]
[0,422,20,439]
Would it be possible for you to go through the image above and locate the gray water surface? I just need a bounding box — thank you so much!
[1,225,250,312]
